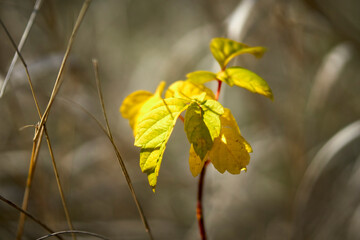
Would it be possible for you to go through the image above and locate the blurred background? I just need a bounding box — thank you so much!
[0,0,360,239]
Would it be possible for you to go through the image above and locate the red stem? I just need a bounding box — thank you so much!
[196,80,223,240]
[215,80,222,100]
[197,160,210,240]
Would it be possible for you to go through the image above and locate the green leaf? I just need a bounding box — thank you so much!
[184,102,213,160]
[135,98,189,191]
[208,108,251,174]
[210,38,266,69]
[139,146,165,192]
[201,100,224,141]
[186,71,217,84]
[135,98,188,148]
[165,80,215,100]
[216,67,273,100]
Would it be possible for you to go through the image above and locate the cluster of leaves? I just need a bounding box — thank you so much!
[120,38,273,191]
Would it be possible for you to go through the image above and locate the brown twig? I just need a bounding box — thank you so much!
[0,2,89,239]
[92,59,154,240]
[33,0,92,142]
[35,230,110,240]
[0,194,63,240]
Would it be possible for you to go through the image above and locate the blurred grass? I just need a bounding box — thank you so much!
[0,0,360,239]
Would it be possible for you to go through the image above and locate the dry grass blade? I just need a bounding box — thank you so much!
[0,0,44,97]
[0,194,63,240]
[34,0,92,142]
[0,6,81,240]
[35,230,110,240]
[92,59,154,240]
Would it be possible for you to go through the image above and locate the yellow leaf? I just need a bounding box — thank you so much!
[188,144,206,177]
[216,67,273,100]
[210,38,266,69]
[184,103,213,160]
[135,98,189,190]
[120,90,153,131]
[208,108,251,174]
[120,81,166,136]
[140,146,164,192]
[186,71,217,84]
[165,80,215,100]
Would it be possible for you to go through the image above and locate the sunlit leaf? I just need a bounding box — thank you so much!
[201,100,224,141]
[188,144,206,177]
[135,98,189,190]
[120,81,166,136]
[210,38,266,69]
[216,67,273,100]
[184,102,213,160]
[120,90,153,130]
[139,146,165,192]
[165,80,215,100]
[186,71,217,84]
[208,108,251,174]
[135,98,188,148]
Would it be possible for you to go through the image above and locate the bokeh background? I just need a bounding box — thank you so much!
[0,0,360,239]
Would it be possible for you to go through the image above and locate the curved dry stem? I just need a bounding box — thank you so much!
[0,8,80,240]
[34,0,92,142]
[92,59,153,239]
[35,230,110,240]
[0,194,63,240]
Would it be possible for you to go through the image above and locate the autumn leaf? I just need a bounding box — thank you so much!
[210,38,266,69]
[186,71,217,84]
[201,99,224,140]
[208,108,251,174]
[188,144,207,177]
[120,81,166,135]
[134,98,189,190]
[165,80,215,100]
[216,67,273,100]
[184,102,213,160]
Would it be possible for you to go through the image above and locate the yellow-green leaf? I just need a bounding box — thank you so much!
[184,102,213,160]
[139,146,165,192]
[186,71,217,84]
[201,100,224,141]
[208,108,251,174]
[136,98,189,191]
[216,67,273,100]
[135,98,188,148]
[120,81,166,136]
[188,144,206,177]
[120,90,153,130]
[210,38,266,69]
[165,80,215,100]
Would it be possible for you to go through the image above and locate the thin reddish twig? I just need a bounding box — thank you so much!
[196,79,223,239]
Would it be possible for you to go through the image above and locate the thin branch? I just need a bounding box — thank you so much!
[0,17,76,240]
[34,0,92,142]
[36,230,110,240]
[197,160,210,240]
[92,59,154,240]
[0,0,44,97]
[0,194,63,240]
[44,128,77,240]
[16,118,44,240]
[196,79,223,239]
